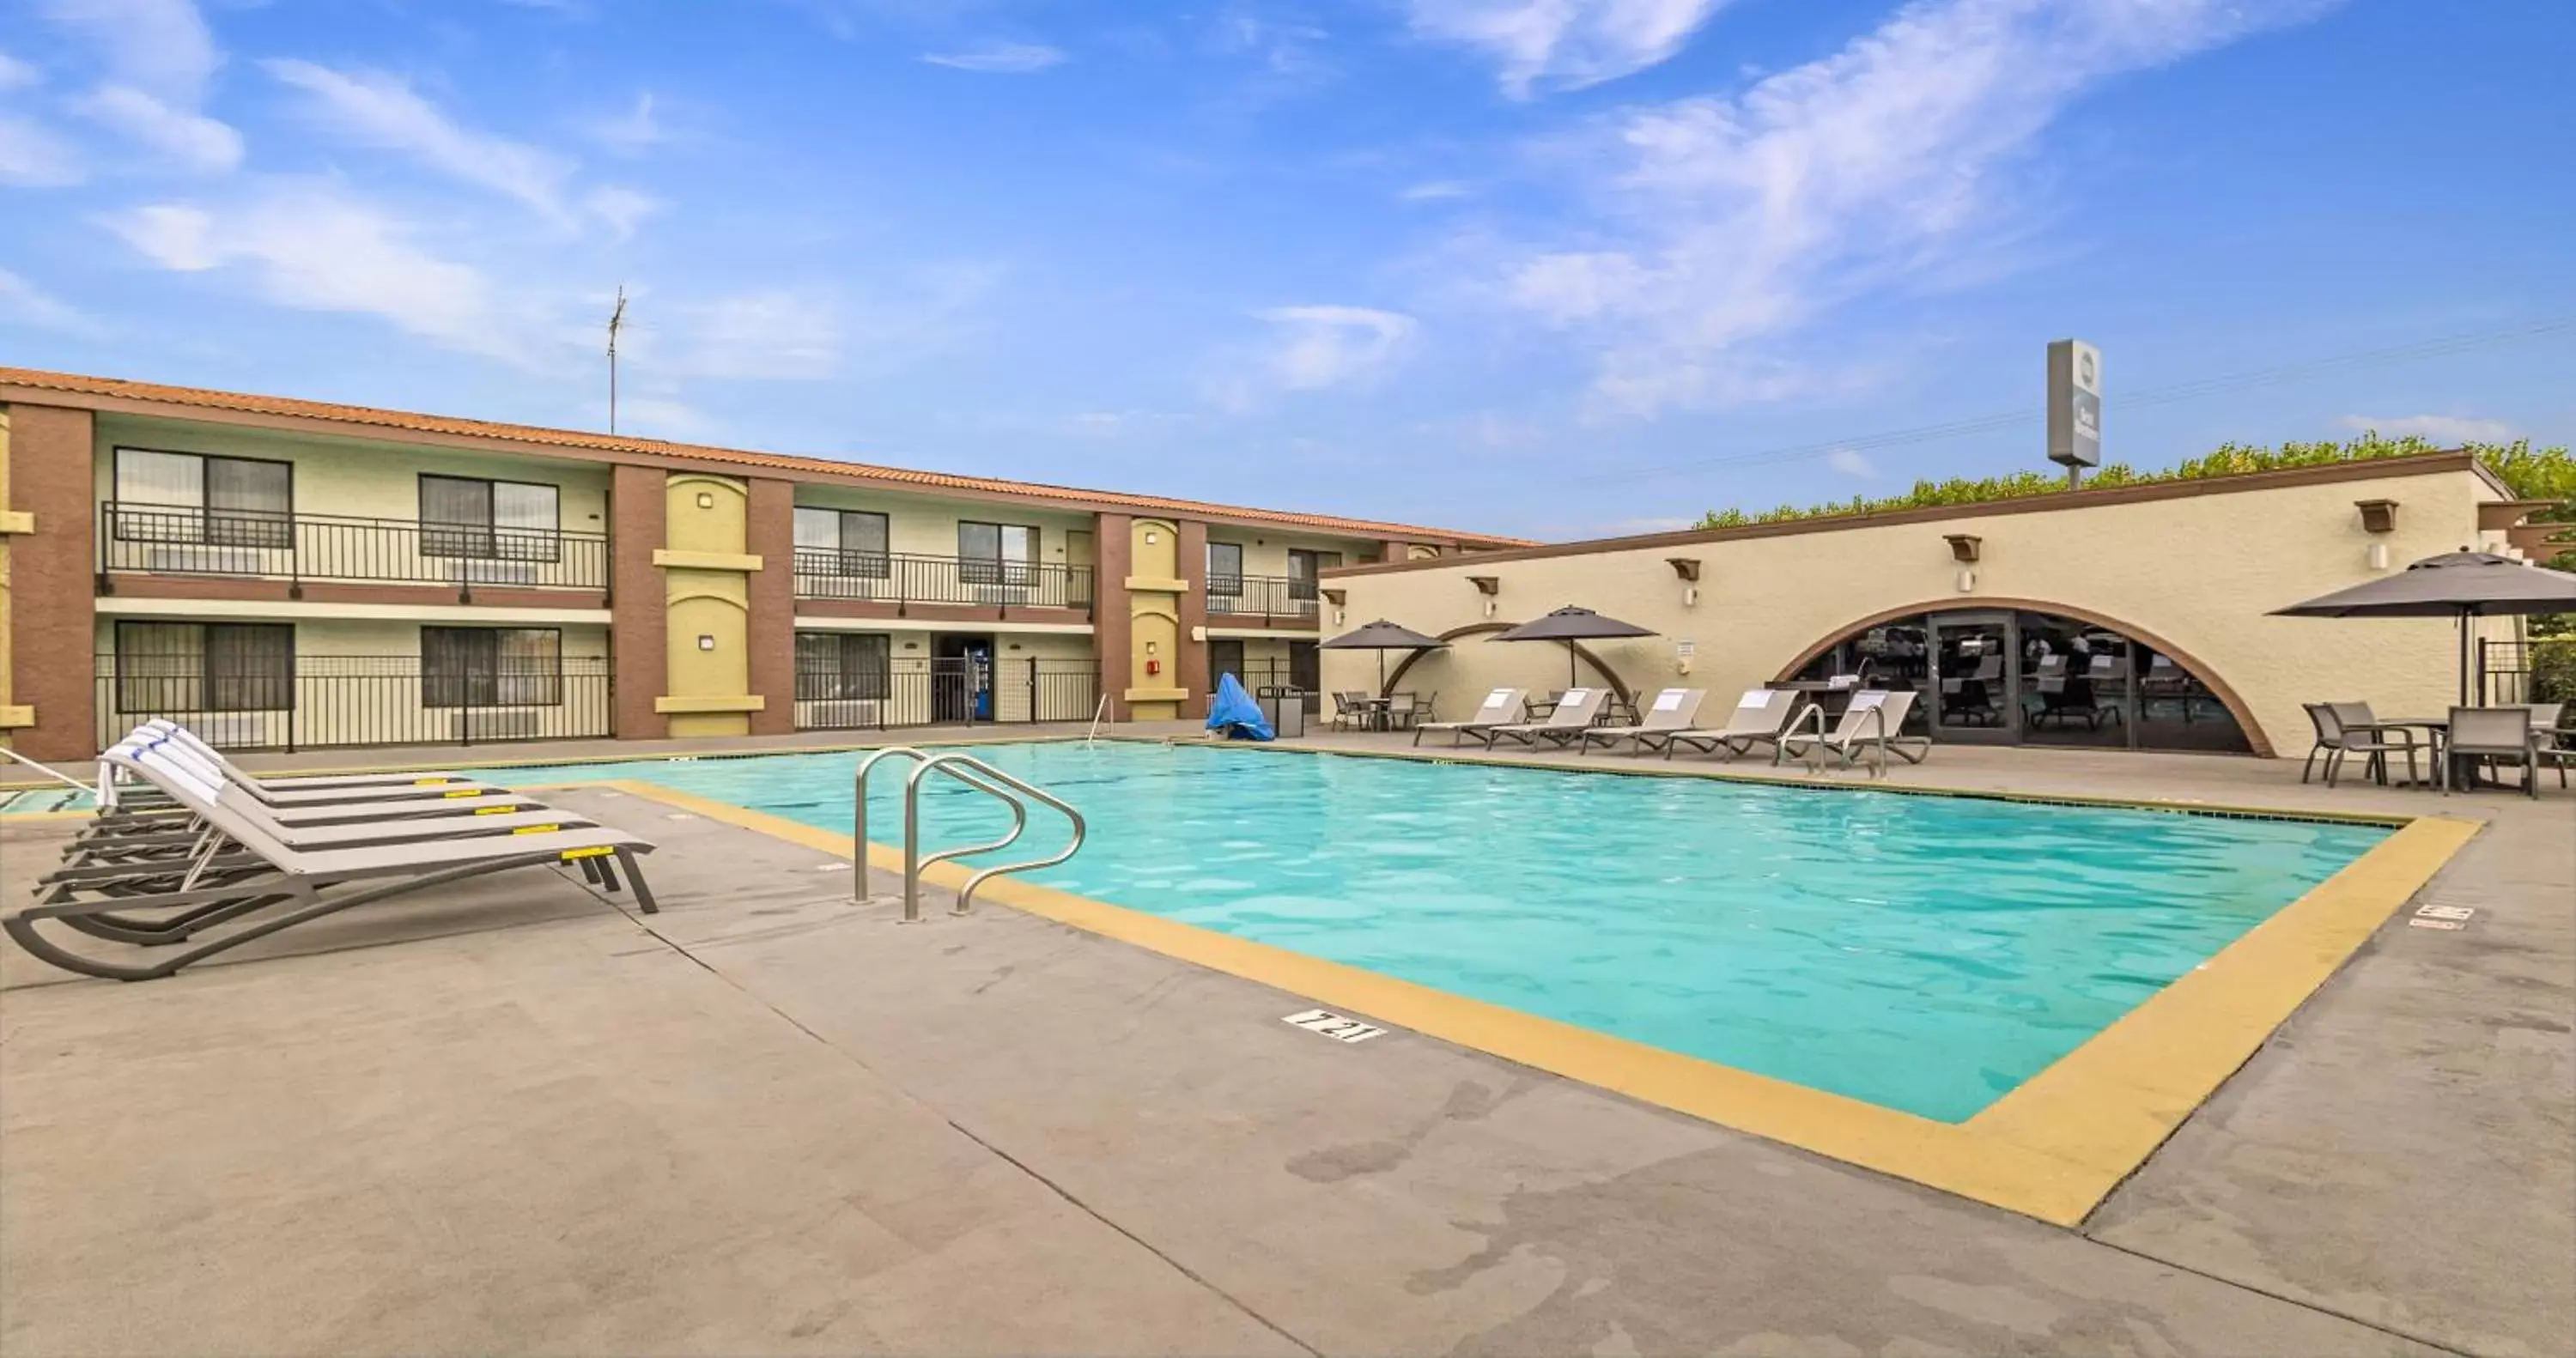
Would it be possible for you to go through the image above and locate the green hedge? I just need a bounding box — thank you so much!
[1695,434,2573,534]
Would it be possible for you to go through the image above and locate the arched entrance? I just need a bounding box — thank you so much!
[1777,599,2267,756]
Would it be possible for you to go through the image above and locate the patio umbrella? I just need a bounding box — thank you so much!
[1493,605,1658,689]
[2271,549,2576,705]
[1320,619,1448,689]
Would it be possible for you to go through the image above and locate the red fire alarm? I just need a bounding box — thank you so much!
[1145,658,1162,676]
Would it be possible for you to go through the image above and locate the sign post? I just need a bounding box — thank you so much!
[2047,339,2101,488]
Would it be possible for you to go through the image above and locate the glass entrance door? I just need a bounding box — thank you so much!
[1929,612,2015,743]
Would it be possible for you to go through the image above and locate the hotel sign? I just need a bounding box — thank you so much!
[2047,339,2101,468]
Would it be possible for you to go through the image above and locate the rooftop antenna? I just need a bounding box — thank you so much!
[605,285,629,434]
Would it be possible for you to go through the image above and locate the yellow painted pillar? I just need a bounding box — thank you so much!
[652,473,766,737]
[1122,517,1188,719]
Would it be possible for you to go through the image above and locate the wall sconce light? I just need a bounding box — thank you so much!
[696,634,716,652]
[1321,588,1347,628]
[1955,568,1978,593]
[1668,557,1702,608]
[1943,534,1983,563]
[1145,530,1160,545]
[1145,640,1158,656]
[1467,574,1500,620]
[696,492,715,510]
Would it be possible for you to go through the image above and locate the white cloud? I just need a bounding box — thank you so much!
[1825,446,1874,477]
[2338,414,2517,445]
[264,59,576,222]
[39,0,220,101]
[1409,0,1731,98]
[0,49,42,91]
[0,114,86,185]
[920,43,1067,74]
[0,266,101,334]
[106,188,523,362]
[1492,0,2334,415]
[582,93,667,155]
[1254,305,1419,391]
[1400,179,1473,202]
[658,290,841,381]
[584,185,660,241]
[72,84,241,173]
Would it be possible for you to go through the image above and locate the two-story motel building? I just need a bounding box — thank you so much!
[0,367,1524,762]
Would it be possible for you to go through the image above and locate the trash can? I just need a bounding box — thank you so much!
[1257,686,1307,739]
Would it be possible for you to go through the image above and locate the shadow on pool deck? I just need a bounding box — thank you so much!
[2,743,2567,1356]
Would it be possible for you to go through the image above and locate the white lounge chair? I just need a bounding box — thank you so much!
[9,734,656,982]
[1577,688,1706,755]
[1777,689,1930,771]
[1482,688,1609,749]
[1657,689,1801,761]
[1414,688,1525,747]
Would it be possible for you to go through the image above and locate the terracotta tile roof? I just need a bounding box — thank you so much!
[1,366,1532,547]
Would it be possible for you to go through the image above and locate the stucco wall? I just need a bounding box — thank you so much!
[93,414,613,528]
[1325,464,2507,756]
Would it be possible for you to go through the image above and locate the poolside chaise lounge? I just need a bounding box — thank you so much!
[109,720,500,809]
[8,735,657,982]
[1656,688,1802,761]
[1413,688,1525,747]
[77,725,549,846]
[1481,688,1609,749]
[1577,688,1707,755]
[1777,689,1931,770]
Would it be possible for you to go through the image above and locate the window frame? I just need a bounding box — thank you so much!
[793,506,892,579]
[957,520,1040,587]
[111,446,296,550]
[421,626,565,708]
[795,631,892,701]
[112,620,296,714]
[417,474,563,563]
[1285,549,1341,602]
[1206,542,1245,598]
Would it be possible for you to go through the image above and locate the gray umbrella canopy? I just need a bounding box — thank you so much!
[1320,619,1449,688]
[1494,606,1659,688]
[2271,550,2576,704]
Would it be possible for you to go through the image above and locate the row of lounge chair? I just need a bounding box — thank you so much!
[1413,686,1931,769]
[6,719,657,982]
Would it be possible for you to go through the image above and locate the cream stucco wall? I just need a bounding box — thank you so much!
[1325,465,2512,756]
[93,415,612,527]
[1200,530,1379,581]
[793,483,1094,563]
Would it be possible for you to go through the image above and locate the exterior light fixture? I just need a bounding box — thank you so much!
[1668,557,1702,608]
[696,492,715,509]
[1467,574,1500,620]
[696,634,715,652]
[1321,587,1348,627]
[2355,499,2399,570]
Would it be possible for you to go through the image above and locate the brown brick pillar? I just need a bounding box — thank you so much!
[1092,512,1131,722]
[1176,518,1210,718]
[610,464,667,742]
[4,404,97,761]
[744,476,796,736]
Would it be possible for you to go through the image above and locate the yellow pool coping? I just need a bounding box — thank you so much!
[505,746,2481,1230]
[7,737,2476,1224]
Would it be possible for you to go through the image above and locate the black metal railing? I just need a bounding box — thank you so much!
[1205,574,1319,624]
[95,653,613,752]
[793,549,1092,611]
[2480,638,2576,707]
[1212,658,1322,714]
[99,502,611,592]
[794,658,1098,731]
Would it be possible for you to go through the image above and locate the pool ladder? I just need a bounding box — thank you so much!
[851,747,1087,921]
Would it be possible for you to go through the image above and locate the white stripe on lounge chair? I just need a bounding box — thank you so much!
[1483,688,1608,747]
[1577,688,1706,753]
[102,745,595,852]
[1657,688,1800,759]
[1413,688,1525,745]
[138,721,490,801]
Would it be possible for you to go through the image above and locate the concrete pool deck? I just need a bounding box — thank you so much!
[3,736,2568,1355]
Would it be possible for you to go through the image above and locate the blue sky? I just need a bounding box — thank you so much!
[2,0,2569,538]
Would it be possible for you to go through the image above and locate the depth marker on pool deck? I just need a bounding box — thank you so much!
[1285,1009,1388,1043]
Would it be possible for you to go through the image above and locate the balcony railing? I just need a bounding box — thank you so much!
[793,548,1093,612]
[95,652,613,752]
[1206,574,1320,625]
[794,657,1099,731]
[98,503,611,593]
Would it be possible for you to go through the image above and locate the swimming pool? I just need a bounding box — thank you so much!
[473,740,2389,1124]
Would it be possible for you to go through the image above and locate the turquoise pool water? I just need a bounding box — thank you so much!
[450,741,2391,1122]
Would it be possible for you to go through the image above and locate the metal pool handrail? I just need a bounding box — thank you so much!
[1775,701,1829,773]
[903,752,1086,920]
[851,746,1023,906]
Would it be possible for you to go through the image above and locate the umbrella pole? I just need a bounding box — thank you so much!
[2460,613,2473,707]
[1377,650,1388,694]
